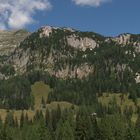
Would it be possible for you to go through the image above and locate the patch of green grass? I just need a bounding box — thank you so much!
[31,81,51,110]
[98,93,122,106]
[131,114,138,123]
[136,98,140,106]
[98,93,140,123]
[47,101,77,111]
[98,93,136,111]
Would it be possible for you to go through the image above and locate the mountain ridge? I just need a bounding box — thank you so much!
[0,25,140,83]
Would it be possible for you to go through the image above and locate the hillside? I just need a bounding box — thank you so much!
[0,25,140,140]
[0,29,30,56]
[0,25,139,105]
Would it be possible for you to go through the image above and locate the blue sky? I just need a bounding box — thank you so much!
[0,0,140,36]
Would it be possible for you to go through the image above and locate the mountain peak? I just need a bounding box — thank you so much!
[40,25,76,37]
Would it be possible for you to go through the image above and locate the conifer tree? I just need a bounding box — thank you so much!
[45,109,53,130]
[135,113,140,140]
[5,112,15,127]
[125,125,135,140]
[20,111,24,128]
[75,110,91,140]
[37,121,52,140]
[0,128,13,140]
[56,120,74,140]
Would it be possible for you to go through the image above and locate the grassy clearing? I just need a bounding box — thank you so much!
[0,81,76,122]
[31,81,51,110]
[47,101,76,111]
[98,93,136,111]
[98,93,140,122]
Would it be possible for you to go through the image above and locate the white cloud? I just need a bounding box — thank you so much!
[0,0,51,29]
[72,0,111,7]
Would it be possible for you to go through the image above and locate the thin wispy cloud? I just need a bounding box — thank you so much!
[72,0,111,7]
[0,0,51,29]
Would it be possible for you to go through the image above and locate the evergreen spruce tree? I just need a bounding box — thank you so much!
[135,113,140,140]
[90,115,101,140]
[0,128,13,140]
[14,117,18,128]
[56,120,74,140]
[37,121,52,140]
[20,111,24,128]
[5,112,15,127]
[75,113,90,140]
[99,117,115,140]
[45,109,53,130]
[125,125,135,140]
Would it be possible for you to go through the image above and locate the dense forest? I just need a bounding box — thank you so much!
[1,104,140,140]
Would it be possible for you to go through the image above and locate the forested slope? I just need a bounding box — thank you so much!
[0,26,139,139]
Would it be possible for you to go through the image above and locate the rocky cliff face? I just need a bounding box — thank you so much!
[0,26,140,83]
[8,26,102,78]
